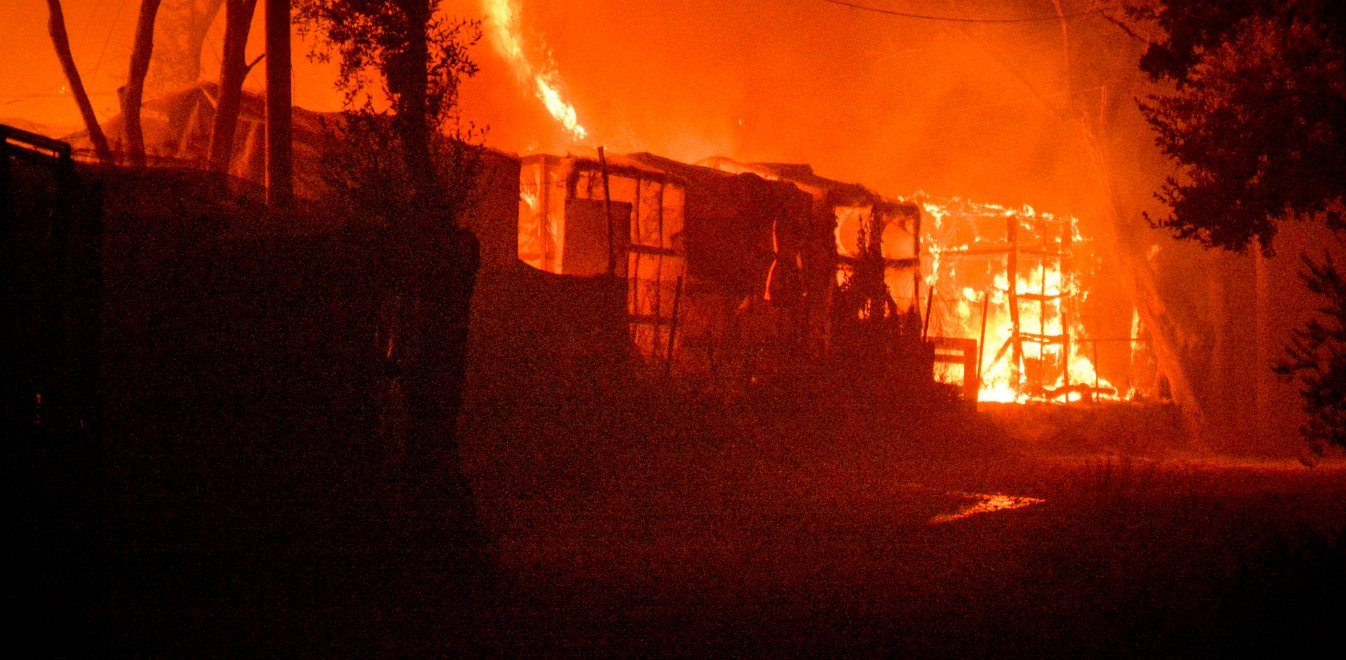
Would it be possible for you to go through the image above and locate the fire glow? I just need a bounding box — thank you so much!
[921,198,1117,403]
[929,492,1046,525]
[482,0,588,141]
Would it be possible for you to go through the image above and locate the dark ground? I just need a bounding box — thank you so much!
[13,376,1346,657]
[463,384,1346,657]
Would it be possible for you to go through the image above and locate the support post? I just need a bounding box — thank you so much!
[1092,339,1101,403]
[598,146,615,276]
[665,275,684,378]
[921,284,934,341]
[1006,215,1023,393]
[1062,219,1072,396]
[977,290,990,399]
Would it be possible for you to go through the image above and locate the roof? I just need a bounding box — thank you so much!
[519,149,681,186]
[698,157,875,207]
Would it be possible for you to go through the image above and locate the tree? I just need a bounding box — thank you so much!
[295,0,485,439]
[264,0,292,206]
[1125,0,1346,452]
[123,0,164,167]
[295,0,482,221]
[45,0,113,165]
[206,0,259,174]
[1127,0,1346,252]
[1275,245,1346,459]
[293,1,490,638]
[295,2,485,468]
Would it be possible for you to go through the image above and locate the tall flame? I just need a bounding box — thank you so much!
[482,0,588,141]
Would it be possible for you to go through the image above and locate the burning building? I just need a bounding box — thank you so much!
[919,196,1118,403]
[515,149,947,392]
[516,150,813,381]
[513,149,1122,404]
[49,73,1122,406]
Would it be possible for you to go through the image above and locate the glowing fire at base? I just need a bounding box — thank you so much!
[483,0,588,141]
[919,197,1118,403]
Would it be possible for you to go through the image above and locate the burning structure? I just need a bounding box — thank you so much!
[513,147,1119,404]
[51,74,1123,406]
[919,196,1119,403]
[517,150,938,387]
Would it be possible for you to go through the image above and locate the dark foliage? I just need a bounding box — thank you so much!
[291,3,494,650]
[1127,1,1346,450]
[295,0,484,221]
[1127,0,1346,252]
[1275,248,1346,454]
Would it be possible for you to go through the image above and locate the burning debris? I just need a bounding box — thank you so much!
[928,492,1046,525]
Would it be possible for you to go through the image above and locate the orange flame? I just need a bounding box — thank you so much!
[921,198,1117,403]
[483,0,588,141]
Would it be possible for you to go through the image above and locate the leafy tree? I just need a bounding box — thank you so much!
[293,0,490,604]
[295,0,483,224]
[1125,0,1346,451]
[1126,0,1345,252]
[1275,247,1346,458]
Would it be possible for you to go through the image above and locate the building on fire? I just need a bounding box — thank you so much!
[54,82,1125,404]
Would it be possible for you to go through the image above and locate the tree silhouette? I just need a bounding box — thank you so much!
[1127,0,1345,252]
[123,0,164,167]
[45,0,113,165]
[1275,245,1346,458]
[206,0,258,173]
[1125,0,1346,451]
[293,3,491,639]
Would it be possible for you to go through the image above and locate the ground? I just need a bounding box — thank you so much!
[465,393,1346,656]
[11,375,1346,656]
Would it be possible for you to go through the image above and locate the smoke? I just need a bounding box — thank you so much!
[4,1,1160,219]
[459,2,1154,213]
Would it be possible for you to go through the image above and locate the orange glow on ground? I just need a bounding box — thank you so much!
[929,492,1046,524]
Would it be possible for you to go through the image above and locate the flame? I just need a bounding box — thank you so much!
[483,0,588,141]
[921,197,1118,403]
